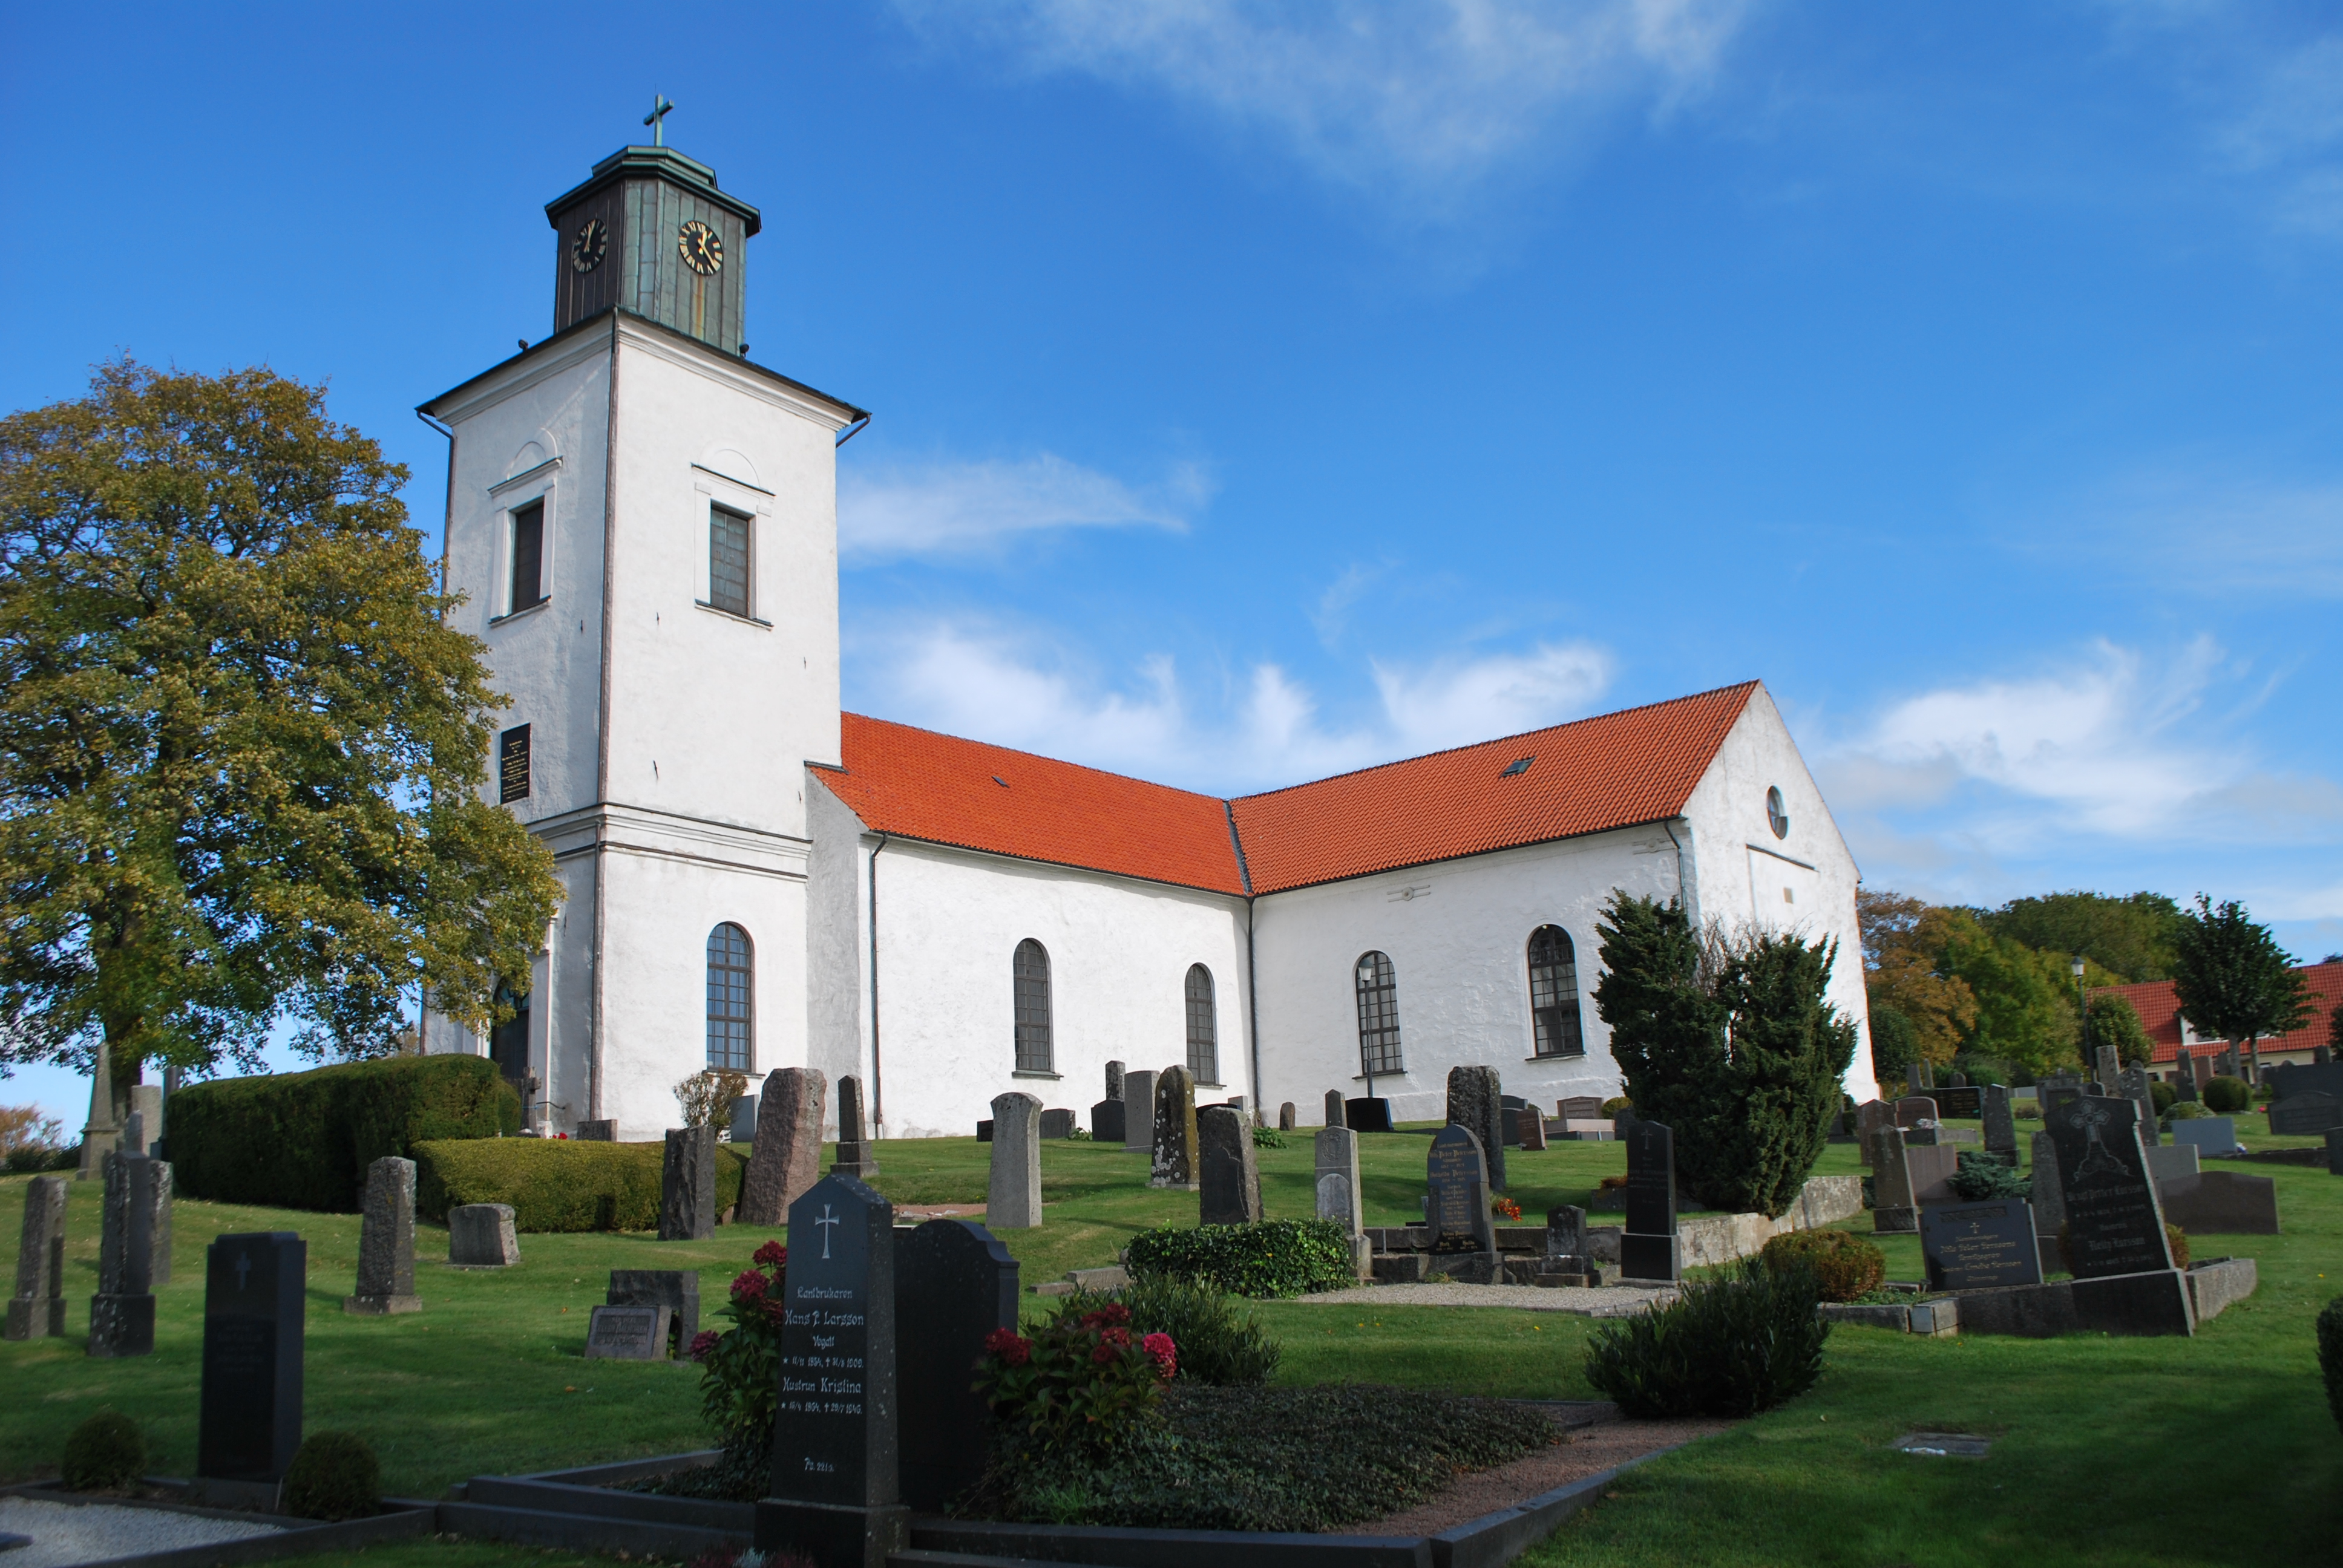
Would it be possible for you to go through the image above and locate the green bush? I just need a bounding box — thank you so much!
[415,1137,749,1232]
[281,1431,381,1520]
[1249,1125,1285,1149]
[61,1410,146,1492]
[1110,1277,1281,1385]
[1584,1259,1828,1418]
[2203,1076,2251,1114]
[1125,1220,1354,1299]
[976,1297,1175,1459]
[2319,1298,2343,1436]
[1600,1097,1632,1118]
[172,1055,519,1212]
[1759,1230,1883,1302]
[2163,1101,2209,1128]
[2150,1080,2176,1113]
[1948,1148,2032,1202]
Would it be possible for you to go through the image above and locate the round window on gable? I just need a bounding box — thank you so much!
[1766,786,1790,840]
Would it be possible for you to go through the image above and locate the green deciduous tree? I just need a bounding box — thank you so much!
[1593,893,1856,1219]
[2170,896,2314,1086]
[1935,915,2082,1077]
[2082,992,2155,1069]
[1979,891,2186,982]
[0,361,560,1114]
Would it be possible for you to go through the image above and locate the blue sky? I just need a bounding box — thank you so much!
[5,4,2341,1126]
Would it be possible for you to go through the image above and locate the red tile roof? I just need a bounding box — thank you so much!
[822,683,1758,897]
[2091,964,2342,1062]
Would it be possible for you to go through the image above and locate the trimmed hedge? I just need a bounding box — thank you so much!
[172,1056,520,1212]
[415,1137,751,1232]
[1124,1220,1354,1299]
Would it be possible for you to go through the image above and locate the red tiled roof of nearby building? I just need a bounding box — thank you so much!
[2091,964,2342,1062]
[821,683,1758,897]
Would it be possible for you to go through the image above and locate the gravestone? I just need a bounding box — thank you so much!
[1920,1201,2042,1290]
[2156,1172,2279,1235]
[833,1076,879,1178]
[344,1157,420,1315]
[1893,1096,1939,1129]
[129,1083,164,1156]
[1620,1120,1680,1281]
[1855,1100,1894,1169]
[2040,1072,2085,1118]
[1519,1109,1548,1151]
[198,1232,305,1486]
[2267,1061,2343,1101]
[1934,1086,1984,1120]
[2172,1117,2240,1158]
[1104,1060,1125,1102]
[756,1174,906,1568]
[1425,1126,1497,1262]
[1345,1097,1394,1133]
[1983,1085,2019,1167]
[1872,1127,1919,1234]
[2269,1091,2343,1138]
[2191,1054,2213,1094]
[575,1119,617,1141]
[738,1067,827,1226]
[974,1120,992,1142]
[2045,1096,2177,1279]
[1278,1102,1296,1132]
[2171,1061,2196,1103]
[2094,1045,2122,1096]
[1324,1089,1346,1128]
[1198,1105,1262,1226]
[1445,1065,1507,1192]
[730,1095,759,1144]
[2117,1063,2160,1146]
[1122,1070,1158,1153]
[609,1269,700,1350]
[1037,1108,1075,1140]
[1149,1066,1200,1191]
[1498,1094,1530,1148]
[2030,1131,2066,1233]
[1314,1125,1363,1237]
[2319,1045,2334,1067]
[448,1203,519,1266]
[2145,1144,2200,1186]
[1089,1098,1125,1145]
[2327,1125,2342,1172]
[90,1153,169,1357]
[1559,1096,1605,1120]
[5,1175,70,1340]
[1545,1204,1587,1259]
[896,1219,1017,1512]
[986,1093,1042,1229]
[585,1304,672,1360]
[661,1126,718,1241]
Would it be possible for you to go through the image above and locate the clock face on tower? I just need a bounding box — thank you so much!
[678,220,723,276]
[571,217,608,273]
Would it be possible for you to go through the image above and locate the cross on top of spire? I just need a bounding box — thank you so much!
[644,94,675,146]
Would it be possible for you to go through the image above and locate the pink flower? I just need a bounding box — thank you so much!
[688,1330,721,1362]
[1143,1332,1177,1379]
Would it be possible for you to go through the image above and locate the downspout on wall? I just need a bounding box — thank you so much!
[868,832,889,1134]
[1225,802,1262,1120]
[414,407,459,1061]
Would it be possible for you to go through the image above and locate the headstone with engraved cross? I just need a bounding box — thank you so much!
[2046,1096,2177,1279]
[198,1232,306,1495]
[757,1174,906,1568]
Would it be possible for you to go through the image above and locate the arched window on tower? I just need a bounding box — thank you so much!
[1185,964,1219,1084]
[1527,925,1586,1058]
[1014,939,1054,1073]
[1354,950,1403,1077]
[706,923,754,1071]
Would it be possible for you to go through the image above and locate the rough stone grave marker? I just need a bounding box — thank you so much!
[1445,1065,1508,1192]
[1855,1099,1894,1169]
[585,1304,672,1360]
[1324,1089,1346,1128]
[2156,1172,2279,1235]
[2046,1096,2177,1279]
[345,1157,420,1315]
[896,1219,1017,1512]
[1037,1108,1075,1140]
[661,1125,717,1241]
[2095,1045,2123,1096]
[1425,1126,1497,1270]
[2172,1117,2240,1158]
[739,1068,827,1225]
[2029,1131,2065,1234]
[1198,1105,1262,1225]
[448,1203,519,1266]
[1278,1102,1296,1132]
[90,1152,169,1357]
[1150,1066,1200,1191]
[1315,1125,1363,1238]
[2117,1063,2160,1146]
[6,1175,69,1340]
[1982,1085,2019,1168]
[986,1093,1041,1229]
[609,1269,700,1349]
[1620,1120,1680,1281]
[198,1231,305,1489]
[1122,1070,1158,1153]
[2269,1091,2343,1138]
[1872,1126,1920,1235]
[756,1174,905,1568]
[833,1076,879,1178]
[1920,1201,2042,1290]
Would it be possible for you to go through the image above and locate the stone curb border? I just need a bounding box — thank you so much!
[0,1481,434,1567]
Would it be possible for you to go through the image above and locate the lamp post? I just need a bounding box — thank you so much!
[2071,956,2088,1076]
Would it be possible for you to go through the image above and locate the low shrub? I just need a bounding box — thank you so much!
[1109,1278,1280,1385]
[2167,1224,2189,1270]
[975,1298,1176,1459]
[1601,1097,1631,1117]
[2150,1080,2176,1113]
[61,1410,146,1492]
[1947,1148,2031,1202]
[281,1431,381,1520]
[2203,1076,2251,1114]
[1760,1229,1883,1302]
[2164,1102,2209,1126]
[680,1239,790,1493]
[1584,1259,1828,1418]
[1249,1125,1283,1149]
[2319,1297,2343,1436]
[2016,1102,2042,1120]
[414,1137,749,1231]
[1124,1220,1354,1299]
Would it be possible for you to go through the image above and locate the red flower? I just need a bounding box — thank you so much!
[1083,1302,1132,1328]
[1142,1331,1177,1379]
[730,1269,768,1303]
[687,1330,721,1362]
[753,1241,788,1269]
[983,1328,1032,1368]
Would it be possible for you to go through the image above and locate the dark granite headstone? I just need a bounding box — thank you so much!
[1920,1201,2042,1290]
[759,1175,905,1568]
[90,1152,168,1357]
[894,1220,1017,1513]
[609,1269,700,1349]
[1982,1085,2019,1168]
[1123,1071,1158,1152]
[1426,1125,1496,1264]
[585,1304,671,1360]
[1198,1105,1262,1225]
[1519,1109,1548,1151]
[2172,1060,2197,1102]
[2040,1072,2084,1119]
[2269,1091,2343,1137]
[1149,1066,1200,1191]
[2318,1045,2333,1068]
[1854,1099,1894,1168]
[1345,1097,1393,1133]
[1935,1086,1984,1120]
[448,1203,519,1266]
[2156,1172,2280,1235]
[198,1232,304,1483]
[1498,1094,1530,1148]
[1324,1089,1346,1128]
[346,1157,419,1315]
[5,1175,69,1341]
[833,1076,879,1178]
[1278,1102,1296,1132]
[1445,1065,1507,1192]
[1089,1100,1126,1144]
[2046,1096,2176,1279]
[1620,1120,1680,1281]
[661,1126,717,1241]
[1104,1061,1125,1102]
[1038,1108,1075,1140]
[1545,1204,1587,1259]
[974,1120,992,1142]
[1893,1096,1939,1129]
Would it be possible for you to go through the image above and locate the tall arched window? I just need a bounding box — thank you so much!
[1014,939,1054,1073]
[1185,964,1219,1083]
[1354,950,1403,1077]
[706,923,753,1071]
[490,979,531,1086]
[1527,925,1585,1058]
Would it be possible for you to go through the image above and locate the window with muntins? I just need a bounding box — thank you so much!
[510,499,546,613]
[1527,925,1587,1057]
[1014,939,1053,1072]
[706,923,753,1071]
[1354,950,1403,1076]
[1185,964,1218,1083]
[709,505,752,618]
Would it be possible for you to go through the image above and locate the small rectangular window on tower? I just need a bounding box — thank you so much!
[509,500,546,613]
[499,724,531,804]
[709,505,752,618]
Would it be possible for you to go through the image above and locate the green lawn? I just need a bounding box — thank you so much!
[5,1121,2339,1566]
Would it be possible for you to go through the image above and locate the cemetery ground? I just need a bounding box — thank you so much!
[5,1125,2340,1566]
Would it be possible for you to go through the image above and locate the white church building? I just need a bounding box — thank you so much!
[418,139,1878,1138]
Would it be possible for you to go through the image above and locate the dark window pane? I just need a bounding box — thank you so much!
[510,500,545,612]
[1527,924,1585,1057]
[1185,964,1217,1083]
[706,922,753,1071]
[498,725,531,804]
[1354,950,1403,1076]
[1014,939,1052,1073]
[709,506,751,617]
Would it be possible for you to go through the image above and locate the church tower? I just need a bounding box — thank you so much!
[419,124,867,1138]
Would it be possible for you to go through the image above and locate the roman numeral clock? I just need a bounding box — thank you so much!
[546,143,758,353]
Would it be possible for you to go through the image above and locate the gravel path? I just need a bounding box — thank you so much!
[1295,1281,1681,1316]
[0,1497,283,1568]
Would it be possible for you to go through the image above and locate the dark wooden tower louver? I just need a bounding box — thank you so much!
[545,145,759,352]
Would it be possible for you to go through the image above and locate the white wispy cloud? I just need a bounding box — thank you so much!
[2018,463,2343,600]
[838,453,1210,560]
[1373,642,1614,755]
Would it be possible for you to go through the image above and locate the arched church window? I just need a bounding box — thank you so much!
[490,979,531,1086]
[709,505,752,618]
[1527,926,1586,1058]
[1185,964,1219,1084]
[1354,951,1403,1077]
[706,923,754,1071]
[1014,939,1054,1073]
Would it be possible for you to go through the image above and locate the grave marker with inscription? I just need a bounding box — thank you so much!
[609,1269,700,1349]
[739,1068,827,1226]
[1425,1126,1497,1265]
[585,1304,672,1360]
[1872,1126,1920,1234]
[1150,1067,1200,1191]
[1620,1121,1680,1281]
[2269,1091,2343,1138]
[2172,1117,2240,1158]
[448,1203,519,1266]
[1445,1065,1507,1193]
[1920,1201,2042,1290]
[895,1220,1017,1513]
[345,1157,420,1315]
[1314,1125,1364,1239]
[2118,1063,2160,1146]
[661,1126,717,1241]
[5,1176,69,1341]
[1198,1105,1262,1225]
[2046,1096,2177,1279]
[1855,1100,1893,1168]
[198,1232,305,1486]
[986,1093,1041,1230]
[90,1153,169,1357]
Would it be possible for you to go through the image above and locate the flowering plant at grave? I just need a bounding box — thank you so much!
[692,1241,788,1446]
[972,1298,1176,1455]
[1490,1195,1522,1221]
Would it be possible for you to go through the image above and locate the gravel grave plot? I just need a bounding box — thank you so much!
[1351,1409,1735,1536]
[0,1496,283,1568]
[1296,1281,1682,1316]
